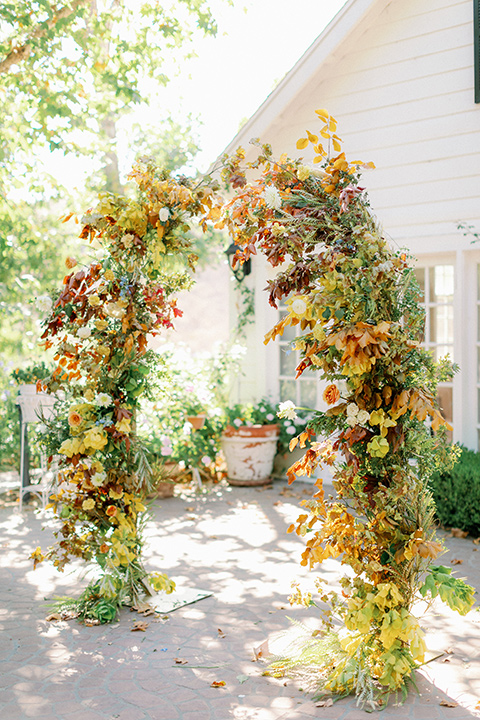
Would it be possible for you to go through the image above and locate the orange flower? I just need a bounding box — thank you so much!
[106,505,117,517]
[65,256,77,269]
[323,384,340,405]
[99,543,109,554]
[68,411,82,428]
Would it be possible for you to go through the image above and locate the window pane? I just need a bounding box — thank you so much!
[434,345,454,363]
[279,348,297,377]
[280,380,296,404]
[429,266,454,303]
[429,305,453,344]
[437,386,453,424]
[300,380,317,408]
[413,268,425,303]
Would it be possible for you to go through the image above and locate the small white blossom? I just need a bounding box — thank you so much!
[201,456,212,466]
[233,418,243,427]
[266,413,275,421]
[286,426,296,435]
[264,186,282,210]
[277,401,297,420]
[91,471,107,487]
[77,326,91,339]
[37,295,53,314]
[95,392,112,407]
[159,207,170,222]
[291,298,307,316]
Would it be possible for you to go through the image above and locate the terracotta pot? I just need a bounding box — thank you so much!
[221,424,279,486]
[186,413,206,430]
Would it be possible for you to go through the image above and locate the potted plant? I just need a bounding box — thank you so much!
[221,398,309,486]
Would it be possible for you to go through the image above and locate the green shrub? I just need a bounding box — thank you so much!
[430,446,480,536]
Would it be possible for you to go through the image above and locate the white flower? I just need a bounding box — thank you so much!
[233,418,243,427]
[291,298,307,316]
[263,186,282,210]
[277,401,297,420]
[266,413,275,422]
[121,233,135,248]
[91,471,107,487]
[95,392,112,407]
[357,409,370,425]
[77,326,91,339]
[37,295,53,314]
[159,207,170,222]
[201,456,211,466]
[346,403,358,417]
[286,426,296,435]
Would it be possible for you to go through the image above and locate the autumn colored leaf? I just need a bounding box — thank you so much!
[210,680,226,688]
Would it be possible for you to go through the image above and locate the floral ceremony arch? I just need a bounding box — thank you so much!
[32,158,222,623]
[216,111,475,705]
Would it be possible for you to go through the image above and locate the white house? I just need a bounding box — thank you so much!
[223,0,480,451]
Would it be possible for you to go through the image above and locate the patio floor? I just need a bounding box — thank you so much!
[0,477,479,720]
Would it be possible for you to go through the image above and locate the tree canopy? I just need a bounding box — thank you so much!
[0,0,221,358]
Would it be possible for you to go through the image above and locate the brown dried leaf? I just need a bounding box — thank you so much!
[316,698,334,708]
[217,628,226,638]
[131,620,149,632]
[46,613,61,622]
[253,639,269,661]
[449,528,468,538]
[440,700,459,708]
[273,501,282,506]
[473,538,480,545]
[174,657,188,664]
[450,558,463,565]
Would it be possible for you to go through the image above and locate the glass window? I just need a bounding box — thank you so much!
[416,264,455,439]
[278,299,320,408]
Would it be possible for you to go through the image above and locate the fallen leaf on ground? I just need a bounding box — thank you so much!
[316,698,334,707]
[184,506,195,511]
[174,657,188,664]
[84,618,100,626]
[449,528,468,538]
[450,558,463,565]
[133,601,156,616]
[473,538,480,545]
[237,674,249,684]
[210,680,226,688]
[217,628,226,638]
[440,700,459,707]
[273,501,282,506]
[253,639,269,660]
[45,613,61,622]
[131,621,149,632]
[442,657,451,663]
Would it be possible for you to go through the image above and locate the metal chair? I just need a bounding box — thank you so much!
[15,388,56,512]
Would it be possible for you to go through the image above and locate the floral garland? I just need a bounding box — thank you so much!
[32,158,221,623]
[216,112,475,704]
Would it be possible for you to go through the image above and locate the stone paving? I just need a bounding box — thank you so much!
[0,477,479,720]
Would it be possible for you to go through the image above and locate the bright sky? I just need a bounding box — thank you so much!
[48,0,348,189]
[153,0,349,172]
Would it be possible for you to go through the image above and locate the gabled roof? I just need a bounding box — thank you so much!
[222,0,380,156]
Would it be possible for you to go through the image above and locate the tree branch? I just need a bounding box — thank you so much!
[0,0,90,74]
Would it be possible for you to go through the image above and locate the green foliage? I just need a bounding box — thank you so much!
[0,0,222,360]
[139,343,242,476]
[429,446,480,536]
[419,565,475,615]
[224,398,310,456]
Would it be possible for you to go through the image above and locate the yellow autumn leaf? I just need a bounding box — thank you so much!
[313,156,324,164]
[332,138,342,152]
[306,130,319,143]
[296,138,309,150]
[315,108,330,121]
[320,129,330,139]
[313,143,325,155]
